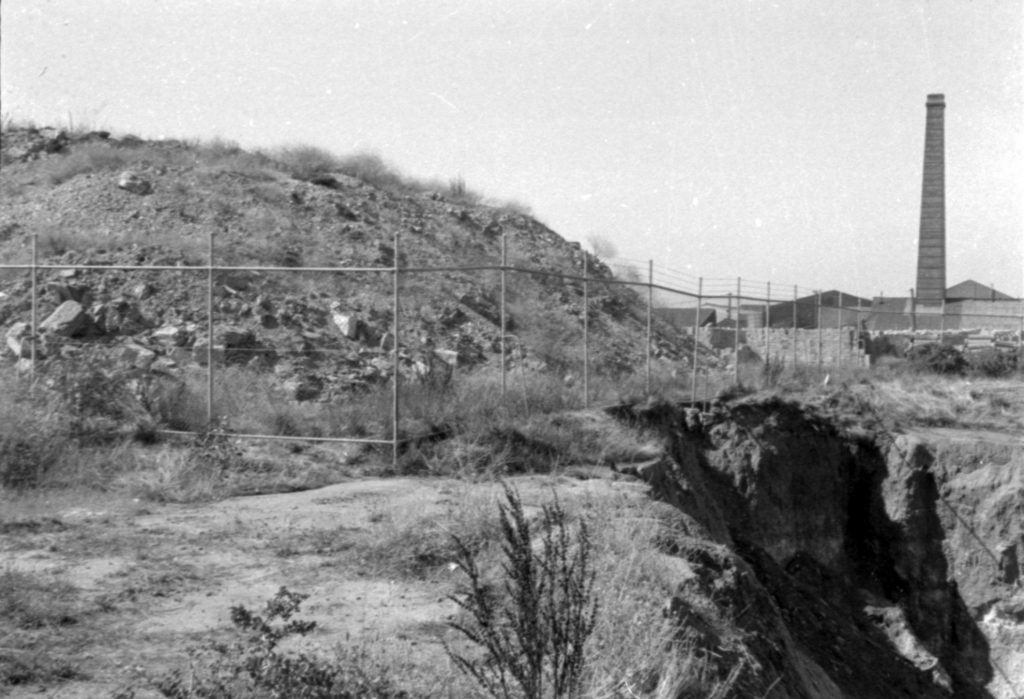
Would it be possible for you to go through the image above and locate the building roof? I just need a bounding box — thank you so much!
[945,279,1014,301]
[653,307,717,328]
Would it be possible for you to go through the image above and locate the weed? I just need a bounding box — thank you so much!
[40,141,130,184]
[152,587,409,698]
[269,144,342,182]
[336,152,408,191]
[0,373,70,488]
[0,569,81,629]
[447,176,483,206]
[0,569,86,687]
[968,348,1019,378]
[447,483,597,698]
[348,488,500,577]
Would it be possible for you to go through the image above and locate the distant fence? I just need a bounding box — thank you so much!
[3,228,1023,466]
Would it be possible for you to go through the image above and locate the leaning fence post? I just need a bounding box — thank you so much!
[207,227,214,428]
[645,259,653,394]
[692,278,702,402]
[500,228,507,399]
[583,253,589,409]
[392,230,401,469]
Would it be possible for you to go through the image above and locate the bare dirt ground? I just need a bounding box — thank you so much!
[2,470,636,698]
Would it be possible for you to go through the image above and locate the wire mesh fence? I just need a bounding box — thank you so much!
[3,227,1022,466]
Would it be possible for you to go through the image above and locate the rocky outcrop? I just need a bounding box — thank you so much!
[619,397,1023,698]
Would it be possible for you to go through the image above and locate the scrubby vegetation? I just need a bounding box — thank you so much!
[153,587,409,699]
[447,484,597,699]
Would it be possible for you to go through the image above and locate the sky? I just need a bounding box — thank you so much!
[2,0,1022,299]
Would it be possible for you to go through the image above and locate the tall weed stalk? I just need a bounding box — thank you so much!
[447,484,597,698]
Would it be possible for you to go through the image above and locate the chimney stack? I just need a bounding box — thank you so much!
[915,93,946,304]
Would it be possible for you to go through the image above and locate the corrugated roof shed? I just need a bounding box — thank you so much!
[945,280,1015,301]
[767,290,871,328]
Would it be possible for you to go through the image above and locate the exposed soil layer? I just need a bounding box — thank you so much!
[619,396,1024,698]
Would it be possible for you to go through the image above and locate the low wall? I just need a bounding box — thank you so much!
[696,327,865,367]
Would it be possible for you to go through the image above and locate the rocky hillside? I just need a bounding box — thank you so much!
[0,125,691,410]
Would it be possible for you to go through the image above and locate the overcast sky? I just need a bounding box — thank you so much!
[2,0,1021,298]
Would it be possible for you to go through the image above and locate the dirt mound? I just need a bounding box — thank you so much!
[1,125,692,410]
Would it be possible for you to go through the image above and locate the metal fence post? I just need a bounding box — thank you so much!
[392,230,400,469]
[764,281,770,367]
[692,277,702,401]
[500,228,507,399]
[734,278,741,386]
[817,291,823,376]
[645,259,652,394]
[792,285,798,368]
[583,253,589,409]
[207,227,214,428]
[1018,312,1023,378]
[835,293,842,368]
[30,232,38,389]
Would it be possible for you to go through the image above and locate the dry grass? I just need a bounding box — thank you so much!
[0,568,91,687]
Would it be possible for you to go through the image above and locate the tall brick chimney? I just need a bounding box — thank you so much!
[915,93,946,304]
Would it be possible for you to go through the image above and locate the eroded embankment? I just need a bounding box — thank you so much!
[613,396,1024,699]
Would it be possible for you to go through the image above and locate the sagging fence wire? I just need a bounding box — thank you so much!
[3,228,1023,467]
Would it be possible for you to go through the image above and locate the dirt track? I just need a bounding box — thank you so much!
[2,472,636,698]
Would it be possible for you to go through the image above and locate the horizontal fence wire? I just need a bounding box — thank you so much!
[4,230,1023,467]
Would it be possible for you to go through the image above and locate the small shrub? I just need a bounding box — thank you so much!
[0,374,70,488]
[270,144,341,182]
[153,587,409,698]
[41,142,130,184]
[447,176,482,205]
[968,348,1019,378]
[447,484,598,699]
[0,569,80,630]
[906,343,967,376]
[336,152,407,191]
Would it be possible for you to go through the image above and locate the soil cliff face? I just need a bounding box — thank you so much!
[620,397,1023,698]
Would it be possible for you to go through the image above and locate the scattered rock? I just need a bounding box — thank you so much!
[46,281,93,306]
[331,306,362,340]
[40,300,90,337]
[131,282,155,300]
[192,339,226,366]
[117,171,153,195]
[284,375,324,402]
[152,325,188,347]
[5,322,34,358]
[120,342,156,370]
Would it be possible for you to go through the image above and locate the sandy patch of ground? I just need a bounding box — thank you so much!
[1,472,633,697]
